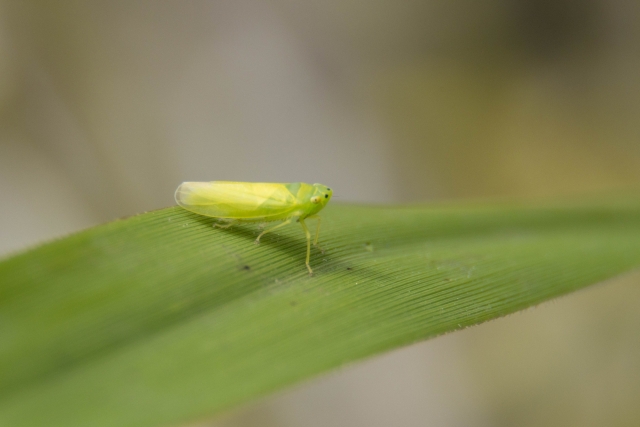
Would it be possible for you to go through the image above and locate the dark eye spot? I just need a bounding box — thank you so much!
[325,194,328,198]
[327,188,331,191]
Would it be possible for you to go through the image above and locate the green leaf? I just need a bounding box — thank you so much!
[2,198,640,427]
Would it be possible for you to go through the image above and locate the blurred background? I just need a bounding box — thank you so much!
[0,1,639,426]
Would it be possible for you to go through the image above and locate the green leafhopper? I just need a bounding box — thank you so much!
[175,181,333,274]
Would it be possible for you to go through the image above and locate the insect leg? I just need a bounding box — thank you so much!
[214,220,236,229]
[299,218,313,275]
[307,215,325,254]
[255,219,292,244]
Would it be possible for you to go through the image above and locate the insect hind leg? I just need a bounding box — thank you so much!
[255,219,292,244]
[213,219,236,229]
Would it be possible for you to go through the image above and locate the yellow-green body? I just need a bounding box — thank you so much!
[175,181,333,274]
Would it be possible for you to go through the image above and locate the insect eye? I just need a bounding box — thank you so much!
[325,194,328,198]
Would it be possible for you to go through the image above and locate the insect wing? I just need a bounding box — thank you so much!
[175,181,298,219]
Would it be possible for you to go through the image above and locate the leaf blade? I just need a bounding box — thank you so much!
[2,199,640,426]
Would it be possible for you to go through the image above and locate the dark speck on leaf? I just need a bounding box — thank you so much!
[346,267,353,271]
[241,265,251,271]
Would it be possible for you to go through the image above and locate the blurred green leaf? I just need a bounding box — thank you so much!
[2,197,640,427]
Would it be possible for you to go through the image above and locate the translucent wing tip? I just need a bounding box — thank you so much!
[174,182,202,207]
[174,182,186,206]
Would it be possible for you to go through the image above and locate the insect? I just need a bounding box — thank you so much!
[175,181,333,275]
